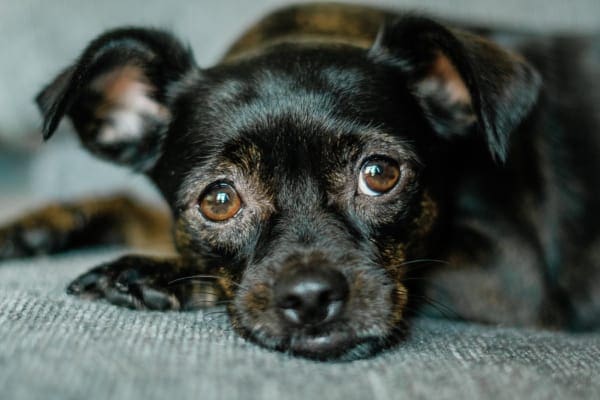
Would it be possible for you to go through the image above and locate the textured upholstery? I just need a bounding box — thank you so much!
[1,250,599,400]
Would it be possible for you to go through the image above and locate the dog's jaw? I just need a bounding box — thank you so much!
[229,306,404,361]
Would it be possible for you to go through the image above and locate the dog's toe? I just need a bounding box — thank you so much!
[67,265,112,299]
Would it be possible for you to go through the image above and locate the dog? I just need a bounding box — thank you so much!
[0,3,598,360]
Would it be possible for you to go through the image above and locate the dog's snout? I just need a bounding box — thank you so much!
[274,266,348,327]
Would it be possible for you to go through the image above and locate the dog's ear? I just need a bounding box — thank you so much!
[369,17,541,162]
[36,27,196,171]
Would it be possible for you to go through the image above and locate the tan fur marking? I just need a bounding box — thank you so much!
[222,3,389,62]
[380,192,439,276]
[174,220,192,252]
[391,284,409,325]
[19,204,80,232]
[409,191,439,242]
[73,196,173,253]
[98,66,146,102]
[429,52,472,105]
[9,196,174,254]
[91,66,171,144]
[216,266,236,299]
[380,191,439,324]
[117,201,173,254]
[244,283,271,317]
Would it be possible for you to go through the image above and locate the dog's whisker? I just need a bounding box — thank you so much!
[168,274,247,290]
[199,302,231,307]
[399,259,450,267]
[402,305,456,322]
[410,294,464,321]
[199,308,229,314]
[190,290,223,296]
[400,277,435,283]
[185,303,231,311]
[187,295,230,304]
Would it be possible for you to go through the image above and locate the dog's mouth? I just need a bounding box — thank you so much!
[242,324,391,361]
[227,291,400,360]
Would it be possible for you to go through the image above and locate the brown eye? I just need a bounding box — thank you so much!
[358,157,401,196]
[198,183,242,222]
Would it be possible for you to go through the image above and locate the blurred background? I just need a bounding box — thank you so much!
[0,0,599,217]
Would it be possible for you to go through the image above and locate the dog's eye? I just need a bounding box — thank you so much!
[198,183,242,222]
[358,157,401,196]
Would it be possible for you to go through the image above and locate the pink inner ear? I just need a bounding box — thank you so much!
[90,65,170,144]
[417,51,472,106]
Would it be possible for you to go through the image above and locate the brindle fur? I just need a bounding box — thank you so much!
[1,3,599,360]
[223,3,391,62]
[0,196,173,258]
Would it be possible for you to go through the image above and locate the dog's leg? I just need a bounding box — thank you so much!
[0,195,173,259]
[67,255,227,310]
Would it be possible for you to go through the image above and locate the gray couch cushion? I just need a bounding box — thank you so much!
[1,250,599,400]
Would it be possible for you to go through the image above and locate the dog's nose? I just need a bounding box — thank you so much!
[274,266,349,327]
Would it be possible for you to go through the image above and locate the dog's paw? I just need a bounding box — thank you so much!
[0,225,57,260]
[67,256,181,311]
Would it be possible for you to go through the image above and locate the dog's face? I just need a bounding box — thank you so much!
[159,47,438,358]
[37,17,540,359]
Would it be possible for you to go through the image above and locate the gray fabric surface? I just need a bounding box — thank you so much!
[1,249,599,400]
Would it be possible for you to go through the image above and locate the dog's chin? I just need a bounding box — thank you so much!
[244,328,399,361]
[288,332,385,361]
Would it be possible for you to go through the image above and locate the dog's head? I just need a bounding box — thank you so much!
[37,17,540,359]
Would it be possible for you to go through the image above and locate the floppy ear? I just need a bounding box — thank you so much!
[369,17,541,162]
[36,27,197,171]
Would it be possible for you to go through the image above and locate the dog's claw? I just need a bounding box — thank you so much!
[67,271,102,296]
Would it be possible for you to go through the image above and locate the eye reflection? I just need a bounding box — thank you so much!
[215,192,230,204]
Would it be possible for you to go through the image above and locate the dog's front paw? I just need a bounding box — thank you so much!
[67,256,182,311]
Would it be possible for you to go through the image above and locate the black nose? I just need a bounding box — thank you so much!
[274,266,349,327]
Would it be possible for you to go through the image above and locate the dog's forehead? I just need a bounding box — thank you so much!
[189,49,416,155]
[200,61,380,136]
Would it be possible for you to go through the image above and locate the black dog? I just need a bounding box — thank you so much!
[1,3,599,360]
